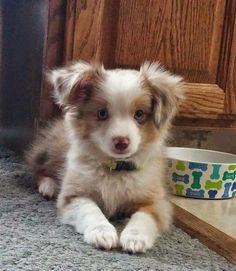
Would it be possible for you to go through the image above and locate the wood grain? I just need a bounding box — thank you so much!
[217,0,236,91]
[224,0,236,114]
[60,0,236,127]
[40,0,66,121]
[173,204,236,265]
[93,0,120,68]
[179,83,225,117]
[174,116,236,130]
[115,0,226,83]
[65,0,120,67]
[63,0,77,62]
[72,0,103,61]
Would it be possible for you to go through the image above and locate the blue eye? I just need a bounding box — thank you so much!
[97,109,109,120]
[134,109,145,122]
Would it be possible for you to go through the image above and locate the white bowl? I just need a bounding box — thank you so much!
[166,147,236,199]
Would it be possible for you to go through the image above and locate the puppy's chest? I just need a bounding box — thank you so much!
[90,166,155,217]
[70,160,159,217]
[96,172,141,217]
[94,168,140,193]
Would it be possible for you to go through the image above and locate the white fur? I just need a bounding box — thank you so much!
[140,62,183,97]
[49,62,104,106]
[58,143,163,217]
[91,116,141,159]
[47,61,183,253]
[102,69,142,103]
[38,177,57,198]
[91,70,146,159]
[60,197,118,249]
[120,211,159,253]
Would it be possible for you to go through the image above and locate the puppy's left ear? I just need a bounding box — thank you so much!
[140,62,184,128]
[47,61,104,108]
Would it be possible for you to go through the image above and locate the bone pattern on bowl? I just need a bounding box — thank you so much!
[168,160,236,199]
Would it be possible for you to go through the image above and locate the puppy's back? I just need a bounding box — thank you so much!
[26,119,68,186]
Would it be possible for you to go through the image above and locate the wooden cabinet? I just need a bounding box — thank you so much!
[59,0,236,129]
[3,1,234,150]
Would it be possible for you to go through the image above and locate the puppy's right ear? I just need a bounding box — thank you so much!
[140,62,184,128]
[47,61,104,108]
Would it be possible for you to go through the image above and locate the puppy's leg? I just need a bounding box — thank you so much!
[120,198,172,253]
[38,176,58,199]
[58,197,119,250]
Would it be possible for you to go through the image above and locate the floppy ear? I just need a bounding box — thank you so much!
[47,61,104,108]
[140,62,184,128]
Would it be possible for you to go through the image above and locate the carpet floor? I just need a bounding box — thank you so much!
[0,146,235,271]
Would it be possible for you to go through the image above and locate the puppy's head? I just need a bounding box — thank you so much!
[49,61,184,159]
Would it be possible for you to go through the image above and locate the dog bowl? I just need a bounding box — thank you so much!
[167,147,236,199]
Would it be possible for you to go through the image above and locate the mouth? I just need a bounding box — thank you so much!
[105,148,132,159]
[98,144,137,160]
[109,150,135,160]
[110,153,131,159]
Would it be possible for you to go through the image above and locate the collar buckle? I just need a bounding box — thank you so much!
[107,160,139,171]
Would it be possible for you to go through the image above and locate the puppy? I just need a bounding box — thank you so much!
[27,61,184,253]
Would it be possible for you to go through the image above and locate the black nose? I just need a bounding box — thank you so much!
[113,137,130,152]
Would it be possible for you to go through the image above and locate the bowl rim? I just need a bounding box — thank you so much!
[166,147,236,165]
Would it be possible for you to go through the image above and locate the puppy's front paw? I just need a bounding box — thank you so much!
[38,177,57,199]
[120,228,154,253]
[84,223,118,250]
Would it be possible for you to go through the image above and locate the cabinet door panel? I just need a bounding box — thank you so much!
[115,0,226,84]
[64,0,236,126]
[180,84,225,117]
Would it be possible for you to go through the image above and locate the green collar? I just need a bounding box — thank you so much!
[105,160,143,172]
